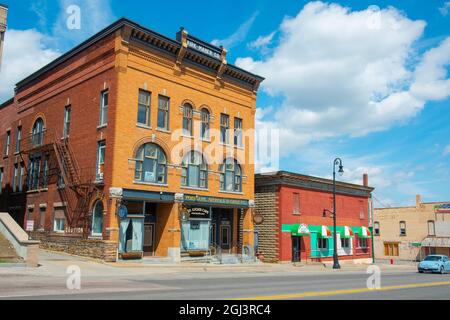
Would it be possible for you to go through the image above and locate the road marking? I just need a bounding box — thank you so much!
[233,281,450,300]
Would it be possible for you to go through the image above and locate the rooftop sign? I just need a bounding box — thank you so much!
[186,36,222,60]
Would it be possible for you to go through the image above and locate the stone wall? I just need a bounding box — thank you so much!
[29,232,117,262]
[254,185,279,262]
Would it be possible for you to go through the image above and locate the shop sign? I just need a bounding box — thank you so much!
[26,220,34,231]
[184,194,249,207]
[187,37,222,60]
[188,207,210,219]
[435,204,450,213]
[253,211,264,225]
[118,205,128,219]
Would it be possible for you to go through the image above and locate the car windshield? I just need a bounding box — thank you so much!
[424,256,442,261]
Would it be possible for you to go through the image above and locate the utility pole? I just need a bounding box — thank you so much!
[0,3,8,71]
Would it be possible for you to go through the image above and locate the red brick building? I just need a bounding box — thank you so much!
[254,171,374,264]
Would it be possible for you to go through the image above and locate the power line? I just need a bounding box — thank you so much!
[373,196,391,208]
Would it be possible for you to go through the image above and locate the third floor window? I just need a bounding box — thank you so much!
[15,126,22,153]
[183,104,193,136]
[63,106,71,138]
[99,90,109,126]
[157,96,170,130]
[137,90,151,127]
[220,114,230,144]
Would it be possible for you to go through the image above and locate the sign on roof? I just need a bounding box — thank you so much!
[186,37,222,60]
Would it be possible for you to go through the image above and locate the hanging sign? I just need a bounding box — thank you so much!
[187,207,210,219]
[118,205,128,219]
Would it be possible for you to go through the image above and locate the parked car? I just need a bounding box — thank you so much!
[418,255,450,274]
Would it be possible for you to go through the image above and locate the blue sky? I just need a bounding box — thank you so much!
[2,0,450,207]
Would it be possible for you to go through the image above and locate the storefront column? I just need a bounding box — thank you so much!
[106,188,121,242]
[232,208,238,254]
[242,207,255,254]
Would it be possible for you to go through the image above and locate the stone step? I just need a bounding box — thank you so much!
[0,234,20,261]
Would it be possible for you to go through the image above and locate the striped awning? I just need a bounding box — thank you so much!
[318,225,332,238]
[338,226,354,238]
[359,226,371,238]
[291,223,311,236]
[422,237,450,248]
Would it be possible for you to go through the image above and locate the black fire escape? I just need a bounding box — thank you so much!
[19,129,100,237]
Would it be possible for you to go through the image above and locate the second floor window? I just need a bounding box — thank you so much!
[32,118,45,147]
[157,96,170,130]
[293,193,300,215]
[28,155,41,191]
[428,220,435,236]
[399,221,406,236]
[181,151,208,189]
[99,90,109,126]
[96,141,106,181]
[16,126,22,153]
[220,114,230,144]
[63,106,71,138]
[134,143,167,184]
[374,222,380,236]
[201,108,210,140]
[41,155,49,189]
[0,168,3,195]
[183,104,193,136]
[219,158,242,192]
[4,130,10,156]
[234,118,243,147]
[137,90,151,127]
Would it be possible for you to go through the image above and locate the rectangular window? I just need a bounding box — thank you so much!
[41,155,49,189]
[384,242,399,256]
[4,130,10,156]
[293,193,300,215]
[157,96,170,130]
[358,237,368,248]
[63,106,71,138]
[28,156,41,191]
[13,164,18,192]
[317,238,328,249]
[15,126,22,153]
[0,168,3,195]
[19,163,24,192]
[137,90,151,127]
[183,105,193,136]
[399,221,406,236]
[220,114,230,144]
[99,90,109,126]
[96,141,106,181]
[39,207,46,230]
[234,118,243,147]
[374,222,380,236]
[341,238,350,248]
[54,208,66,232]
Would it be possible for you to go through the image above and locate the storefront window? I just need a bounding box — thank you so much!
[181,151,208,188]
[92,201,104,236]
[317,238,328,249]
[181,220,210,251]
[135,143,167,184]
[219,158,242,192]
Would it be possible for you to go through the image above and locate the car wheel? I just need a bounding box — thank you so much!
[440,266,445,274]
[419,271,423,273]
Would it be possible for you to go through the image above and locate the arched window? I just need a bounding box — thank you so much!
[182,103,193,136]
[134,143,167,184]
[201,108,210,140]
[181,151,208,188]
[32,118,45,146]
[399,221,406,236]
[219,159,242,192]
[92,201,104,236]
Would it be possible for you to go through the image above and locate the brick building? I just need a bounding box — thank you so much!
[374,195,450,262]
[254,171,374,264]
[0,18,264,262]
[0,3,7,69]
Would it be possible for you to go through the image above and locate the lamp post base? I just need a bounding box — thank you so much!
[333,255,341,269]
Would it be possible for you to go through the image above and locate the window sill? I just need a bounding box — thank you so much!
[219,143,232,147]
[94,180,105,185]
[200,138,211,143]
[61,136,69,140]
[14,151,20,156]
[136,124,152,130]
[219,190,244,195]
[181,186,209,192]
[89,235,103,240]
[27,188,48,194]
[156,128,171,134]
[97,124,108,130]
[234,145,244,150]
[133,181,168,187]
[182,135,194,139]
[53,230,65,234]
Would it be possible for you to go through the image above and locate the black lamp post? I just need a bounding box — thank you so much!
[323,158,344,270]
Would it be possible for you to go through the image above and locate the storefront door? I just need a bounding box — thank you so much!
[292,236,301,262]
[143,223,155,256]
[220,225,231,252]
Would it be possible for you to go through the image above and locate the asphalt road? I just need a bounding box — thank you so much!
[1,268,449,300]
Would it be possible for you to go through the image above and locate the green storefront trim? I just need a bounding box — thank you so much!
[281,224,370,258]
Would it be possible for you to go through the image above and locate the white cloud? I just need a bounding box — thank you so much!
[248,31,276,50]
[439,2,450,16]
[236,2,450,155]
[211,12,259,49]
[0,29,60,102]
[443,145,450,156]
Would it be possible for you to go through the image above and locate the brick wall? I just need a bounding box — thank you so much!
[29,231,117,262]
[254,185,279,262]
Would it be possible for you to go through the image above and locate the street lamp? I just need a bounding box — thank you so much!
[323,158,344,270]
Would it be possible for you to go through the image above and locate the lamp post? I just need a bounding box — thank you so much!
[323,158,344,269]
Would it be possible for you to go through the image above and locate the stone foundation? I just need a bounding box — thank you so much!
[29,231,118,262]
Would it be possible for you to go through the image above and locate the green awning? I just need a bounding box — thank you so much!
[337,226,355,238]
[357,226,372,238]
